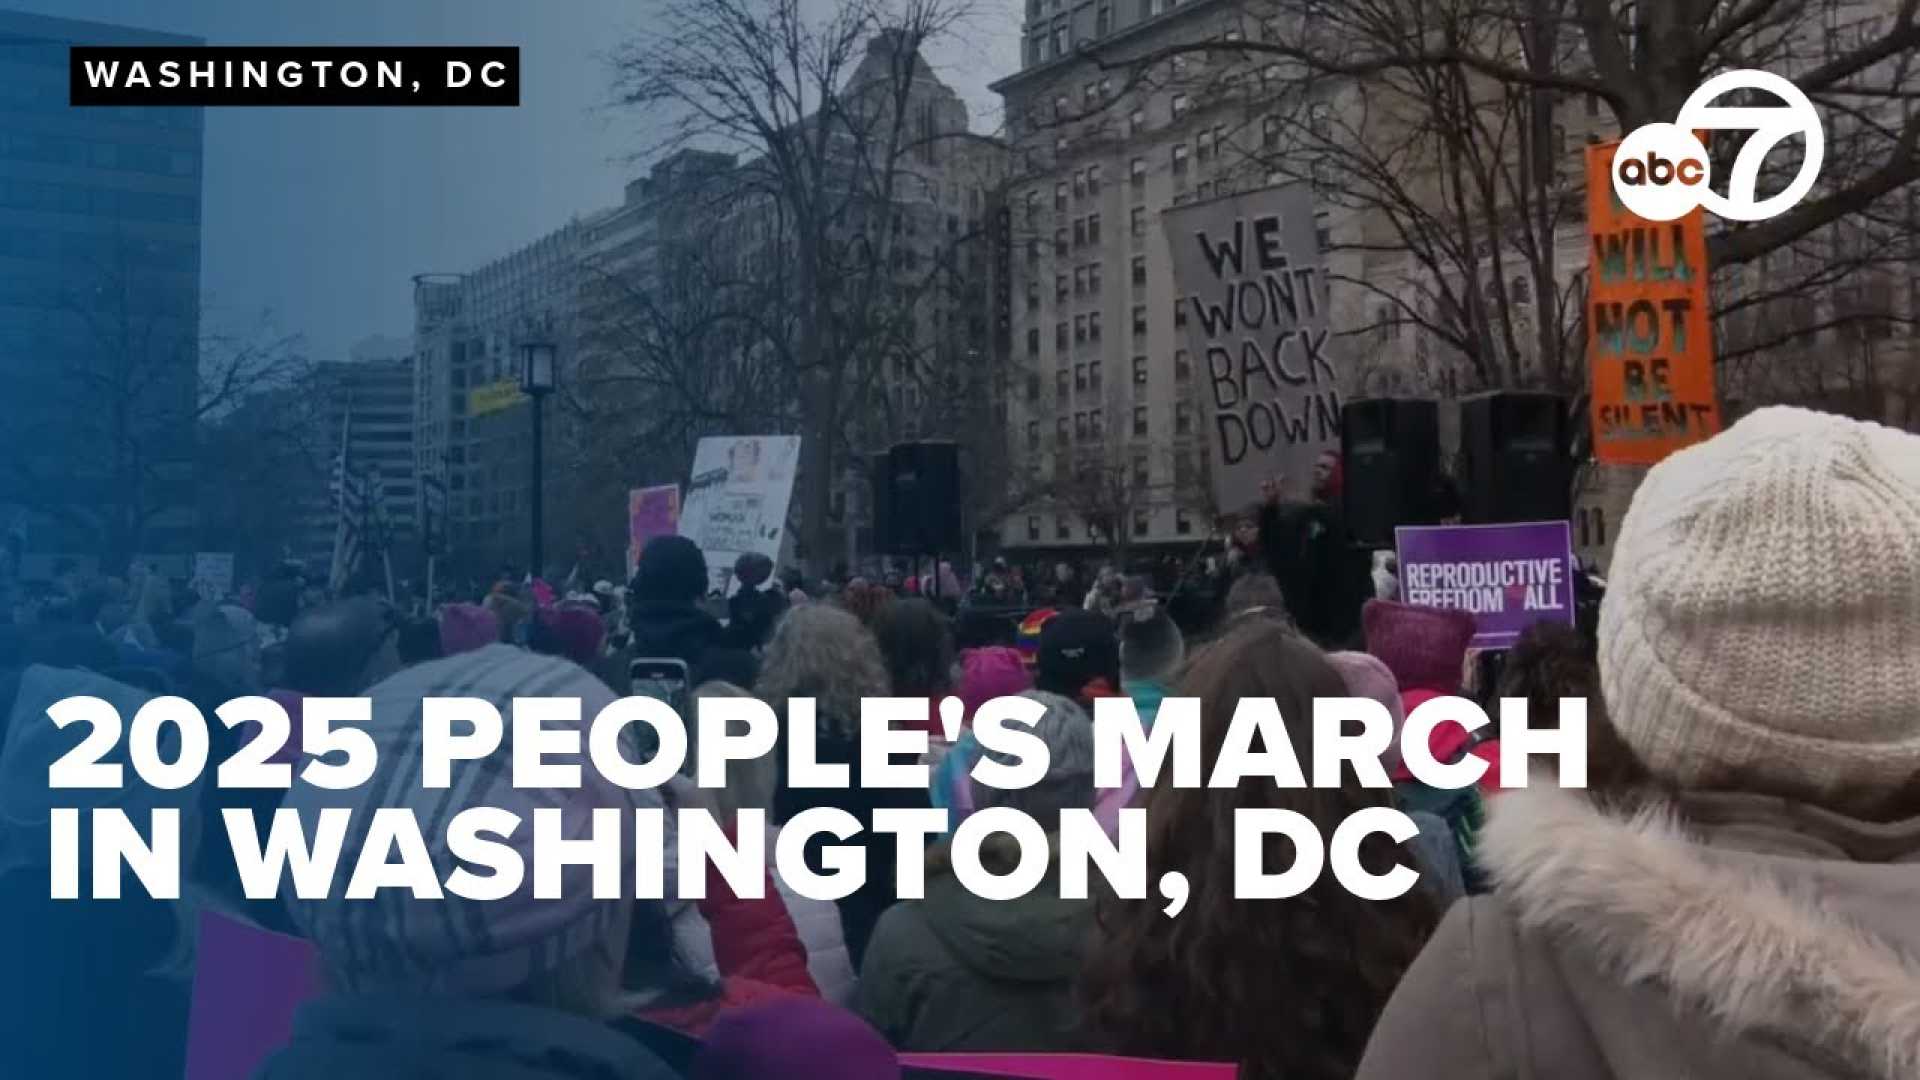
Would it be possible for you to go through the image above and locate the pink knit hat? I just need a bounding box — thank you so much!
[1362,599,1476,693]
[530,603,607,666]
[438,603,498,655]
[955,646,1033,724]
[1327,650,1409,771]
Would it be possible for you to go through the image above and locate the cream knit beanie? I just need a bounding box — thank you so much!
[1599,407,1920,817]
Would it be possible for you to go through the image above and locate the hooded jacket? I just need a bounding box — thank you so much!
[1357,783,1920,1080]
[855,837,1092,1052]
[256,995,679,1080]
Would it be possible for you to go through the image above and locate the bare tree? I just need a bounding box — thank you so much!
[0,237,302,569]
[612,0,1005,571]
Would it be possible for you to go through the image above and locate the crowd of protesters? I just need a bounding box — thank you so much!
[1,406,1917,1079]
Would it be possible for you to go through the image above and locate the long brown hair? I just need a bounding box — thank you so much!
[1078,620,1440,1079]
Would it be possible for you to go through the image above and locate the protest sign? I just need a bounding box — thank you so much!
[625,483,681,578]
[466,378,525,417]
[185,910,318,1080]
[1395,521,1575,649]
[1163,183,1341,511]
[676,435,802,595]
[193,551,235,600]
[1585,140,1722,465]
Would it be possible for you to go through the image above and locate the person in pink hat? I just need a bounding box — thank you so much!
[1362,599,1502,792]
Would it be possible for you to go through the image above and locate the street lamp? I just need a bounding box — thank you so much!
[519,329,558,579]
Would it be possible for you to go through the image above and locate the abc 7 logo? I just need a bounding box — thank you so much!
[1612,69,1824,222]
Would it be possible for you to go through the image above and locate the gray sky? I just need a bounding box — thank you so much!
[28,0,1020,366]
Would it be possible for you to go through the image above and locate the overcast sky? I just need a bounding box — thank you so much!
[27,0,1021,366]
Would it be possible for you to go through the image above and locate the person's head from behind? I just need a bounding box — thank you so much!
[525,603,608,667]
[757,602,889,733]
[969,690,1095,823]
[692,681,778,824]
[838,580,893,628]
[438,602,499,656]
[870,597,955,699]
[631,535,709,611]
[733,551,774,592]
[1224,572,1290,625]
[1120,609,1184,687]
[280,597,401,696]
[1598,407,1920,818]
[1499,620,1644,795]
[282,649,643,1019]
[1035,607,1120,702]
[1079,620,1437,1077]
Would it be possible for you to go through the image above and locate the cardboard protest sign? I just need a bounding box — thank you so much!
[193,551,235,601]
[1585,140,1722,465]
[676,435,802,595]
[1395,521,1576,649]
[1163,183,1341,511]
[625,484,681,579]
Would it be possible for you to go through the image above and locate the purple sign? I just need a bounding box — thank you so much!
[1394,521,1575,649]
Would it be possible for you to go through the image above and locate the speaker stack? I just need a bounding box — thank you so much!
[1341,398,1442,546]
[873,441,963,556]
[1458,391,1572,523]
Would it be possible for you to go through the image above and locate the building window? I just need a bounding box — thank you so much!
[1027,327,1041,356]
[1056,322,1070,350]
[1087,212,1101,244]
[1075,412,1088,439]
[1175,348,1192,381]
[1056,273,1069,301]
[1056,518,1071,539]
[1090,408,1104,437]
[1089,311,1104,340]
[1133,511,1149,537]
[1174,298,1188,328]
[1075,362,1088,389]
[1055,180,1069,209]
[1055,227,1069,255]
[1262,115,1281,148]
[1025,188,1040,225]
[1096,2,1113,34]
[1132,254,1147,286]
[1171,142,1190,176]
[1176,508,1193,535]
[1073,266,1087,295]
[1171,92,1190,119]
[1027,237,1041,265]
[1089,358,1104,388]
[1050,20,1068,57]
[1133,354,1148,384]
[1027,420,1041,449]
[1027,279,1041,309]
[1057,368,1070,396]
[1133,454,1150,487]
[1088,163,1102,194]
[1132,305,1148,336]
[1316,212,1332,250]
[1129,108,1146,137]
[1089,263,1103,293]
[1056,417,1069,444]
[1175,401,1193,434]
[1028,515,1042,540]
[1074,217,1087,247]
[1027,372,1042,399]
[1197,127,1213,161]
[1133,404,1150,436]
[1130,157,1147,189]
[1131,205,1146,238]
[1075,315,1088,342]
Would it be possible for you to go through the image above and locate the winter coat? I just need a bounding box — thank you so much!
[855,838,1092,1052]
[1255,500,1371,648]
[725,586,788,651]
[626,603,726,676]
[694,821,858,1005]
[1358,783,1920,1080]
[774,722,933,971]
[256,994,678,1080]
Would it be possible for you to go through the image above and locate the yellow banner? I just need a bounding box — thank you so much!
[467,379,526,417]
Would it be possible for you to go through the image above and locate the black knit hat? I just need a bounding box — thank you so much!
[632,535,709,608]
[1036,607,1120,698]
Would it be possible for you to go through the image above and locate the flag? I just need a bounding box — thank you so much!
[327,407,366,594]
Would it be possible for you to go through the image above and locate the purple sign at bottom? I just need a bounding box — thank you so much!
[1394,521,1575,649]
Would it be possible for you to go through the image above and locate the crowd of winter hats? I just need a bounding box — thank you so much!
[11,405,1920,1080]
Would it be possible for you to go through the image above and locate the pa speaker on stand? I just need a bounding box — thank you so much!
[1458,391,1572,523]
[1341,397,1442,546]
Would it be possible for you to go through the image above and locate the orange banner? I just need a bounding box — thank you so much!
[1585,141,1722,465]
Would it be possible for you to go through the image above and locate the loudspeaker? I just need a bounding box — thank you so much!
[1459,391,1572,524]
[881,441,962,555]
[868,453,893,555]
[1341,397,1441,546]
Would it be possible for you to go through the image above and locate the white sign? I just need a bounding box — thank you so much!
[193,551,235,600]
[676,435,802,596]
[1612,69,1823,222]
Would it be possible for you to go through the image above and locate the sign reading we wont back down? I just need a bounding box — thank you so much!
[1163,183,1342,513]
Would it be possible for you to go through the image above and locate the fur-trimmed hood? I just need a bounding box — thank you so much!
[1478,784,1920,1078]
